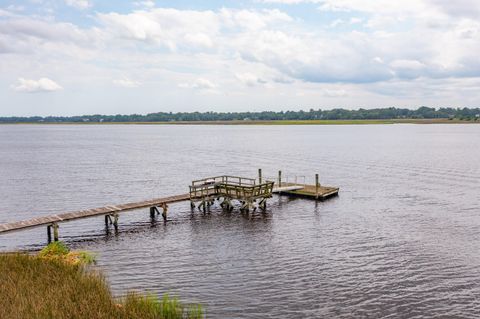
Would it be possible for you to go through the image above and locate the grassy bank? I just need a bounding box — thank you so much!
[0,243,203,319]
[1,118,479,125]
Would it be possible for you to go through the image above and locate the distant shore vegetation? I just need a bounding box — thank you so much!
[1,106,480,124]
[0,242,203,319]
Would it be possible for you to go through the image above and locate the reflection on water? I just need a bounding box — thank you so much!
[1,124,480,318]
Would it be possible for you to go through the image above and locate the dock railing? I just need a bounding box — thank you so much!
[265,175,306,188]
[189,175,274,201]
[191,175,256,187]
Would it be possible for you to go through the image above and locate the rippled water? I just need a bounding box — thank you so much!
[1,124,480,318]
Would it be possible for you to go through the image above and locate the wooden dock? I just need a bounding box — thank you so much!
[0,170,339,242]
[0,194,189,240]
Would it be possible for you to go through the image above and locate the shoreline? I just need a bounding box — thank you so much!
[0,118,479,125]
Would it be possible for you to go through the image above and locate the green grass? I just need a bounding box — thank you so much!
[0,245,203,319]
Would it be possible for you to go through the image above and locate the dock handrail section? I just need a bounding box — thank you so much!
[191,175,257,187]
[189,175,274,201]
[265,175,306,187]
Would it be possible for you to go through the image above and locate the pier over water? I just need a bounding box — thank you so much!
[0,169,339,242]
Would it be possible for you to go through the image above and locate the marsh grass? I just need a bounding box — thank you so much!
[0,248,203,319]
[38,241,96,266]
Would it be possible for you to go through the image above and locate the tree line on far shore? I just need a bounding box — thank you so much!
[1,106,480,123]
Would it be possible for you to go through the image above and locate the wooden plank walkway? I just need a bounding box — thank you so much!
[0,193,190,234]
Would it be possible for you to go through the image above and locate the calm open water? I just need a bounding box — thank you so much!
[1,124,480,318]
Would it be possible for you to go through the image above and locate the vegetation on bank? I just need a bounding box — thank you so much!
[3,118,479,125]
[1,106,480,123]
[0,242,203,319]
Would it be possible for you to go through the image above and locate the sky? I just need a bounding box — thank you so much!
[1,0,480,116]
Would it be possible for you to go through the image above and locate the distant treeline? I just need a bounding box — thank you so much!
[1,107,480,123]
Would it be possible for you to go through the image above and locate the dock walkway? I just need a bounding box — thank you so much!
[0,193,189,235]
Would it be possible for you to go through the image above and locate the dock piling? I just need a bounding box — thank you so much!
[315,174,319,199]
[47,225,51,243]
[278,170,282,187]
[51,222,59,242]
[258,168,262,184]
[112,213,119,231]
[161,203,168,222]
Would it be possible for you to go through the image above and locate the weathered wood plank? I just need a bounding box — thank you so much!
[0,193,190,234]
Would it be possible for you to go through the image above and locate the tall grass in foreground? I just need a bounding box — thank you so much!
[0,246,203,319]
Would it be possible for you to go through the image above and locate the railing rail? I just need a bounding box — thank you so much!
[264,175,306,187]
[191,175,256,187]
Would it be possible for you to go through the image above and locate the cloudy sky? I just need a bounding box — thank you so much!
[1,0,480,116]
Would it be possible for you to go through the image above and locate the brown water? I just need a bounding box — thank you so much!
[1,124,480,318]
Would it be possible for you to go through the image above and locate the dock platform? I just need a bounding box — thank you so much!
[274,183,339,200]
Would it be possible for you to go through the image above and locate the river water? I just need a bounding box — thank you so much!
[1,124,479,318]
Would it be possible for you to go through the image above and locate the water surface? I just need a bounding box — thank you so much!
[1,124,479,318]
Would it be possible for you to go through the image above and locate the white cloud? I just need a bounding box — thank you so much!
[113,77,141,88]
[179,78,217,90]
[97,8,218,51]
[12,77,63,93]
[97,8,290,52]
[235,73,267,86]
[65,0,92,10]
[262,0,322,4]
[429,0,480,18]
[320,88,348,97]
[133,1,155,9]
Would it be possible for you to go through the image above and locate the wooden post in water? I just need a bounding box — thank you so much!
[113,213,119,232]
[278,170,282,187]
[258,168,262,184]
[47,225,52,243]
[150,207,156,219]
[52,222,59,242]
[315,174,319,200]
[161,203,168,222]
